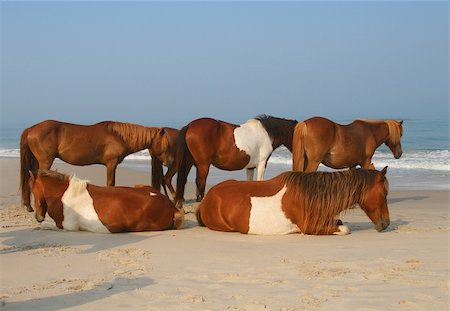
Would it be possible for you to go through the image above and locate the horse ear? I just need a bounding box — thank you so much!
[399,120,404,126]
[159,128,166,136]
[380,166,388,178]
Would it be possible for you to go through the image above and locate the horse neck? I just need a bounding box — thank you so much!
[269,122,295,151]
[366,121,390,148]
[40,177,69,203]
[125,127,159,153]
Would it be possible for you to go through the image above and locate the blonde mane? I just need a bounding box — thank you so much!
[105,122,161,151]
[355,119,402,145]
[280,170,385,232]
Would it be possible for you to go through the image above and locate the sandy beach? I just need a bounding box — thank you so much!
[0,158,448,310]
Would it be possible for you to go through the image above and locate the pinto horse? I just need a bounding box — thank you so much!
[150,127,179,199]
[29,170,184,233]
[175,115,298,208]
[292,117,403,172]
[197,167,390,235]
[20,120,169,211]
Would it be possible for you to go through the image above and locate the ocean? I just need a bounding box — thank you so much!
[1,117,448,190]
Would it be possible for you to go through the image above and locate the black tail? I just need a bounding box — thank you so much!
[20,128,37,211]
[174,125,194,208]
[151,155,167,195]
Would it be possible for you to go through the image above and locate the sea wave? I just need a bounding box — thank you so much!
[1,148,448,171]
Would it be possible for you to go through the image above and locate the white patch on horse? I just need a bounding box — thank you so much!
[233,119,273,174]
[248,186,300,235]
[150,192,157,196]
[61,176,110,233]
[333,225,351,235]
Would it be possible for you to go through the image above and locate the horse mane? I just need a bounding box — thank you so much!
[254,115,298,141]
[280,169,387,231]
[37,169,70,182]
[104,121,159,151]
[355,119,402,145]
[37,169,90,189]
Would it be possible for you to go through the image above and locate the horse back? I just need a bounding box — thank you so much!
[87,185,177,232]
[198,178,290,234]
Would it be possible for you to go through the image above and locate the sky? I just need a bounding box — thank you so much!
[1,1,448,128]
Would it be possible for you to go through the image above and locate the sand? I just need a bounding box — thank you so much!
[0,158,449,310]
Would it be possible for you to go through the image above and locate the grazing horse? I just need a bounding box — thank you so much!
[292,117,403,172]
[150,127,179,199]
[20,120,169,211]
[175,115,298,208]
[29,170,184,233]
[197,167,390,235]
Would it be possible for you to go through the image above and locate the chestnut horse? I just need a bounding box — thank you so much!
[20,120,169,211]
[292,117,403,172]
[150,127,179,199]
[197,167,390,235]
[175,115,298,208]
[29,170,184,233]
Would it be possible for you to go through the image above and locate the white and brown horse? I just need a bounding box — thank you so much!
[292,117,403,172]
[29,170,184,233]
[175,115,298,208]
[197,167,390,235]
[20,120,169,211]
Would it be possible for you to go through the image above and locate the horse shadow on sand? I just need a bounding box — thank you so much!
[347,218,410,232]
[0,227,161,255]
[0,277,153,311]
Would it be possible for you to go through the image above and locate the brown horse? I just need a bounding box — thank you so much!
[20,120,169,211]
[197,167,390,235]
[29,170,184,233]
[150,127,179,199]
[292,117,403,172]
[175,115,298,208]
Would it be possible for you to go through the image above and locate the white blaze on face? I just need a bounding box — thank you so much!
[233,119,274,169]
[248,186,300,235]
[61,176,110,233]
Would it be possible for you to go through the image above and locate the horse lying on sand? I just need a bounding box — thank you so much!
[29,170,183,233]
[197,167,390,235]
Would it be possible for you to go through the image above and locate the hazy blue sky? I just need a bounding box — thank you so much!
[1,1,448,128]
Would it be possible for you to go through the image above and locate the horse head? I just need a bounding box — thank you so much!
[385,120,403,159]
[149,128,171,163]
[359,166,390,232]
[29,171,48,223]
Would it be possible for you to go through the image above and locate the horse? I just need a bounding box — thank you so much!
[292,117,403,172]
[175,115,298,208]
[150,127,179,199]
[29,170,184,233]
[20,120,169,212]
[197,167,390,235]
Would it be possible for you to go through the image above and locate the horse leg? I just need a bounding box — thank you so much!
[255,161,267,181]
[246,168,255,181]
[164,165,177,199]
[195,164,210,202]
[304,160,321,173]
[305,223,351,235]
[106,161,119,186]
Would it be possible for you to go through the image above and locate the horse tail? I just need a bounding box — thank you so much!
[292,121,307,172]
[174,125,193,208]
[196,207,205,227]
[151,155,164,192]
[20,128,37,211]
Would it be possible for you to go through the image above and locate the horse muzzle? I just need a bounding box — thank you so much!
[394,151,403,159]
[375,217,390,232]
[35,214,45,223]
